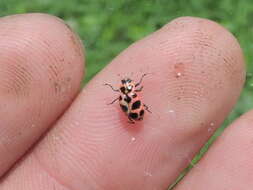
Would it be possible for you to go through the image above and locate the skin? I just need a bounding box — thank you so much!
[0,13,249,190]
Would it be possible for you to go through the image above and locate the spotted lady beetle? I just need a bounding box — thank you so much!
[104,74,151,124]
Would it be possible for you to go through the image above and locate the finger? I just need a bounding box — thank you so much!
[0,13,84,177]
[175,110,253,189]
[1,17,244,190]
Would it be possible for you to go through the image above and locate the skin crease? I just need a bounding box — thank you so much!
[0,13,248,190]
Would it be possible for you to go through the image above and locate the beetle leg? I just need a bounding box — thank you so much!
[135,73,148,87]
[135,86,143,92]
[108,97,119,105]
[144,104,152,113]
[104,83,119,92]
[128,116,135,124]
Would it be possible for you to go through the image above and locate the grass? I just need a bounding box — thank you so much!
[1,0,253,188]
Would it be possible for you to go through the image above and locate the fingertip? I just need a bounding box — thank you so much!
[0,13,85,176]
[176,110,253,189]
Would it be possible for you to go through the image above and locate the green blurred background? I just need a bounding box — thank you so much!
[1,0,252,188]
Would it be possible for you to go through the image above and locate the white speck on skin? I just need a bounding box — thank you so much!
[131,137,136,142]
[144,171,152,177]
[168,110,174,113]
[208,123,215,132]
[52,135,60,141]
[31,124,36,128]
[176,72,182,77]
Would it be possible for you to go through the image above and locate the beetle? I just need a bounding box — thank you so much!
[104,73,151,124]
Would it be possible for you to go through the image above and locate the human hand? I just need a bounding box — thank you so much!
[0,14,248,190]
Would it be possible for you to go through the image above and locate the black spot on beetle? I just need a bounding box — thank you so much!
[132,93,137,98]
[120,87,125,93]
[124,95,131,103]
[129,112,138,119]
[120,104,128,112]
[132,100,141,110]
[140,109,144,116]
